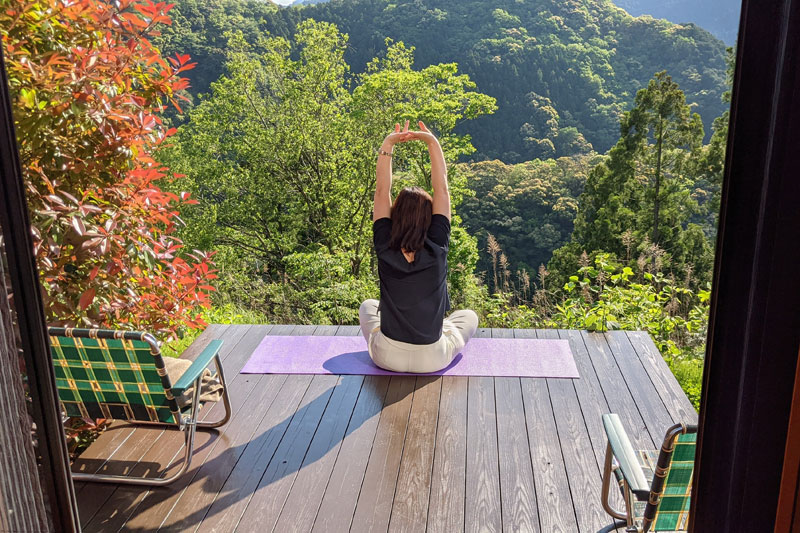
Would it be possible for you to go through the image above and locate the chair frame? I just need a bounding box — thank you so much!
[600,413,698,533]
[48,327,232,486]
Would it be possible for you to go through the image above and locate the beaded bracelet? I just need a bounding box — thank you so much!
[377,148,393,157]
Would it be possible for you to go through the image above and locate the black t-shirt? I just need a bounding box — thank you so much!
[373,214,451,344]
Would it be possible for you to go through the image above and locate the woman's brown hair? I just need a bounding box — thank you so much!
[389,186,433,253]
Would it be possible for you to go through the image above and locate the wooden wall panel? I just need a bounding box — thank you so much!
[0,243,50,531]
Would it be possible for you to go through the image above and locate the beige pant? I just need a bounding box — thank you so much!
[358,299,479,373]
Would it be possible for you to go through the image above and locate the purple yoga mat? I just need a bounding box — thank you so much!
[240,335,579,378]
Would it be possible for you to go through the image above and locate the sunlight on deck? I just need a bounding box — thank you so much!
[72,324,696,532]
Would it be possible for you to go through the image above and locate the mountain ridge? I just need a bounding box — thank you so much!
[156,0,729,160]
[282,0,740,44]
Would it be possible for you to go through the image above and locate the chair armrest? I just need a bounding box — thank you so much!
[172,340,224,395]
[602,413,651,499]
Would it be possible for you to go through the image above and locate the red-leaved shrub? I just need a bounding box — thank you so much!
[1,0,215,338]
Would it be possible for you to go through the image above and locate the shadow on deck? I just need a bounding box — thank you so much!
[71,325,697,532]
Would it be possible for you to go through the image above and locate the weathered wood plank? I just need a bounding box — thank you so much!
[605,331,675,440]
[557,329,612,472]
[155,325,293,530]
[532,329,607,532]
[465,375,502,533]
[71,325,695,533]
[510,329,576,533]
[236,373,340,530]
[547,377,612,533]
[493,328,539,533]
[190,373,315,532]
[311,376,390,533]
[426,376,467,533]
[273,374,365,532]
[338,325,363,336]
[84,324,271,532]
[465,327,502,533]
[388,376,442,533]
[582,331,654,450]
[77,324,248,528]
[625,331,698,424]
[350,376,416,533]
[267,324,361,532]
[558,329,627,531]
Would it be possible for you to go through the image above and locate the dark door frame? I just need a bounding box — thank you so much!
[1,0,800,531]
[691,0,800,530]
[0,46,79,530]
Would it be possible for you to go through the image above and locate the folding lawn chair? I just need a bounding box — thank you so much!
[601,413,698,532]
[48,327,231,485]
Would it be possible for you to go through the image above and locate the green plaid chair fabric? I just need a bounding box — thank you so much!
[48,327,231,486]
[600,413,697,532]
[50,328,181,424]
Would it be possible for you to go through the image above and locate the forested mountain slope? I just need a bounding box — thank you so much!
[156,0,728,161]
[281,0,742,45]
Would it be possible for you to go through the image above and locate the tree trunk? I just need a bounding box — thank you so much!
[653,116,664,246]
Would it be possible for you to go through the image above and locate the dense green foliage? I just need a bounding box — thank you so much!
[149,4,734,408]
[457,155,601,290]
[155,15,728,408]
[160,20,495,324]
[154,0,729,161]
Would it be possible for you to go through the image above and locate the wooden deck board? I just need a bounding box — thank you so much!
[311,376,389,533]
[274,373,365,532]
[236,373,341,530]
[605,331,676,441]
[350,376,416,533]
[261,318,368,533]
[625,330,698,425]
[537,329,608,533]
[426,376,467,533]
[465,329,503,533]
[582,331,655,450]
[492,328,539,533]
[71,326,697,532]
[389,376,442,532]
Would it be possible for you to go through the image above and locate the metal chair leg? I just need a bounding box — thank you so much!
[196,355,231,429]
[71,377,204,486]
[71,412,198,486]
[602,442,629,521]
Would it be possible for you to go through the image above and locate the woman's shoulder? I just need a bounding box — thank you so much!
[427,214,450,248]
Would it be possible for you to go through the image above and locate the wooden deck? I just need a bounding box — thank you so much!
[72,325,697,532]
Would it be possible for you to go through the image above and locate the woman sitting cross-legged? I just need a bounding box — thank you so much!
[359,119,479,373]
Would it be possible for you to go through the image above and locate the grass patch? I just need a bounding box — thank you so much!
[668,356,704,410]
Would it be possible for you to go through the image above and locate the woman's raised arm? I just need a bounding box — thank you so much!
[412,121,450,220]
[374,121,411,221]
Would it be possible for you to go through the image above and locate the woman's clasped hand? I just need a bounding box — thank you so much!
[383,120,439,146]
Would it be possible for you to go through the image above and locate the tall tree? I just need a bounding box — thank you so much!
[553,71,711,288]
[689,47,735,237]
[624,71,704,246]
